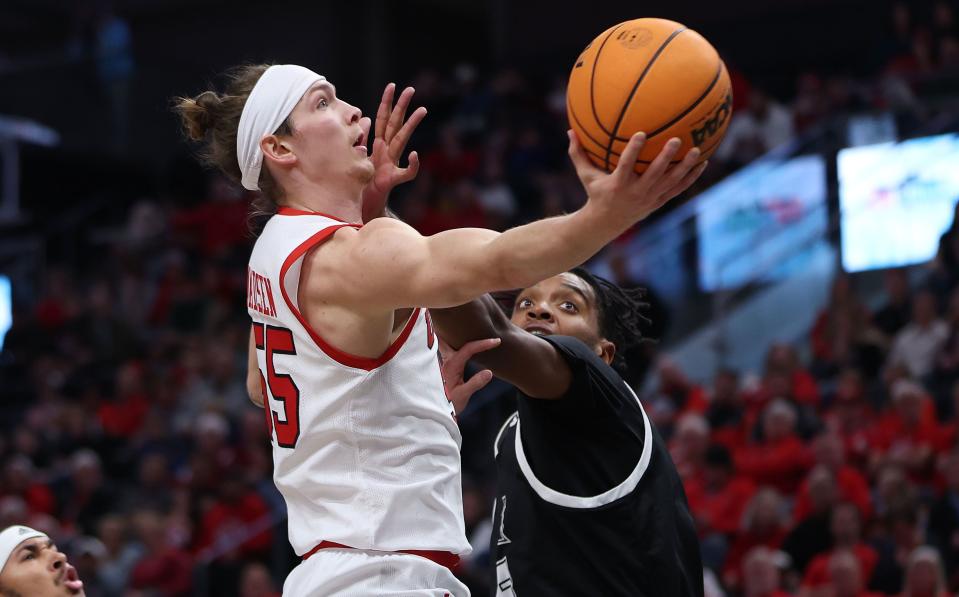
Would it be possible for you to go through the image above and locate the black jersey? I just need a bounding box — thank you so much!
[490,336,703,597]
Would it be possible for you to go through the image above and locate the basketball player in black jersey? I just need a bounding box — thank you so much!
[432,268,703,597]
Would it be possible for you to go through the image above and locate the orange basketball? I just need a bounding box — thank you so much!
[567,18,732,174]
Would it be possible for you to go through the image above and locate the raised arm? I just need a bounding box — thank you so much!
[429,295,572,399]
[318,132,704,313]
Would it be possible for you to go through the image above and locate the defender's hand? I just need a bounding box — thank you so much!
[438,338,501,415]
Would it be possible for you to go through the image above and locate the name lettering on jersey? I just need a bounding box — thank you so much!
[247,267,278,318]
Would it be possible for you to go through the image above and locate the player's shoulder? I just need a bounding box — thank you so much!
[541,335,619,380]
[539,335,633,399]
[321,218,426,269]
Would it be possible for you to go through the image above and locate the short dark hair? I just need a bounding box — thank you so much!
[567,267,650,375]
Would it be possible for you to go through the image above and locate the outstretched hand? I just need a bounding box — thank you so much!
[439,337,501,415]
[567,130,707,225]
[361,83,428,222]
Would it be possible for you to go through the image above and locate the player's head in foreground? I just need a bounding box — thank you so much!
[510,268,647,374]
[175,64,375,210]
[0,526,84,597]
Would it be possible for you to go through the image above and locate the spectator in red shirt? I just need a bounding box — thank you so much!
[737,399,814,493]
[823,369,877,469]
[422,124,480,184]
[743,546,793,597]
[171,174,250,257]
[670,413,711,482]
[647,358,709,434]
[724,488,791,591]
[801,503,879,589]
[871,380,940,482]
[685,444,757,537]
[763,344,821,408]
[934,382,959,450]
[811,275,877,379]
[707,368,749,450]
[194,477,272,560]
[129,509,194,596]
[900,546,950,597]
[97,361,150,439]
[1,456,55,517]
[406,180,488,236]
[783,466,840,574]
[818,550,886,597]
[794,433,872,522]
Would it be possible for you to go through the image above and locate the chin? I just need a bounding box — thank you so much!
[354,161,375,185]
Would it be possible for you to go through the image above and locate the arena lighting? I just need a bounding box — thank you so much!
[0,115,59,223]
[0,275,10,352]
[839,133,959,272]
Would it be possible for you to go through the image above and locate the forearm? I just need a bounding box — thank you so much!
[430,296,572,398]
[426,201,625,301]
[483,202,626,290]
[431,295,511,353]
[340,203,625,310]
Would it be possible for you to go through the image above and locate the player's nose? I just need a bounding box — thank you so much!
[526,304,554,321]
[345,102,361,125]
[49,549,66,572]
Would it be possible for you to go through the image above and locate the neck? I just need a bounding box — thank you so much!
[281,175,365,224]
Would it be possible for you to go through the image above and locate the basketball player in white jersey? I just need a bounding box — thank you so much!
[176,63,704,596]
[0,525,85,596]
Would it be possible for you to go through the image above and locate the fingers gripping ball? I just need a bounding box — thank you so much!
[567,18,732,174]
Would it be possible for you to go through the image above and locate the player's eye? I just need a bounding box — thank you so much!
[518,298,532,308]
[560,301,578,312]
[317,98,329,109]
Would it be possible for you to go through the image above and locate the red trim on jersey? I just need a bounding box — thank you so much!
[278,225,421,371]
[301,540,460,571]
[276,206,353,223]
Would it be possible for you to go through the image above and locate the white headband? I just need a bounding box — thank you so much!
[237,64,325,191]
[0,525,48,574]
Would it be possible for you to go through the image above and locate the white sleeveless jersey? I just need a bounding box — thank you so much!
[246,208,470,557]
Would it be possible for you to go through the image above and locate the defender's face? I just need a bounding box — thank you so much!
[0,538,84,596]
[511,273,606,355]
[286,80,373,184]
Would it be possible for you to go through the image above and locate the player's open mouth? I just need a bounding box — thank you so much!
[525,325,553,337]
[62,565,83,592]
[352,132,366,154]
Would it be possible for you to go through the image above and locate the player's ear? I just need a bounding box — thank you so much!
[261,134,297,167]
[596,339,616,367]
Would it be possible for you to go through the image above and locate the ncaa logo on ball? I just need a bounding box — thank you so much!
[616,28,653,49]
[691,90,732,147]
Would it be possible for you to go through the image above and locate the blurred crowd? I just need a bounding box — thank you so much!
[2,1,959,596]
[640,209,959,597]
